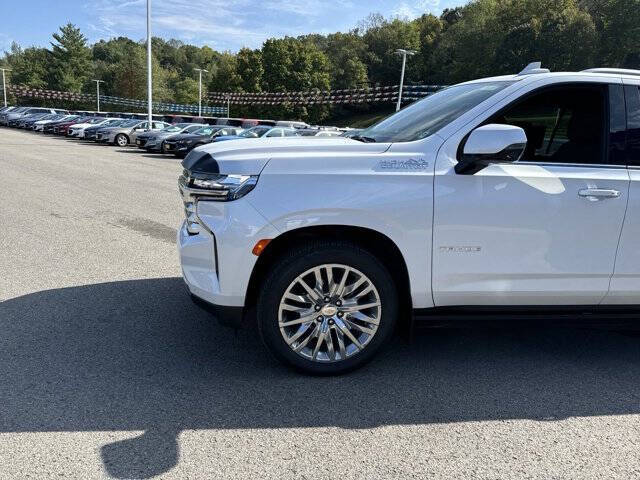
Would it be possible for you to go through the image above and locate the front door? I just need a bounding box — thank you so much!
[433,83,630,306]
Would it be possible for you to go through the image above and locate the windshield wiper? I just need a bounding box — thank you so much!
[351,135,377,143]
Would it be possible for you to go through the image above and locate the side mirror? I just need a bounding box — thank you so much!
[455,124,527,175]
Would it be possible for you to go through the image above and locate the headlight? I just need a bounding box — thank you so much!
[189,173,258,201]
[178,171,259,235]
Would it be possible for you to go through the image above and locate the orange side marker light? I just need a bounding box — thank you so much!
[252,239,272,256]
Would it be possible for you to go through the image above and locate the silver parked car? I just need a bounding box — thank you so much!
[3,107,60,126]
[95,120,169,146]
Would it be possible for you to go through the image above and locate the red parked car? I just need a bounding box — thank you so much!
[54,116,94,136]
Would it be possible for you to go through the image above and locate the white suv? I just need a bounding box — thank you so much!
[177,64,640,374]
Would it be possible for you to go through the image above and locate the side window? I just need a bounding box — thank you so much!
[266,128,283,137]
[153,122,165,129]
[625,85,640,166]
[489,85,608,165]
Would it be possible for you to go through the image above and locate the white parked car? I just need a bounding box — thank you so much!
[31,114,69,131]
[68,117,120,138]
[178,63,640,374]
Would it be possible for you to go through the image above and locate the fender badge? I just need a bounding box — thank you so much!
[439,246,482,253]
[374,158,430,171]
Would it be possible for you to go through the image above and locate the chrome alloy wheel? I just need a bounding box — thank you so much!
[278,264,381,363]
[116,134,128,147]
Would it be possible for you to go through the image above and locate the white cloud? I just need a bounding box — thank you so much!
[82,0,457,51]
[392,0,442,19]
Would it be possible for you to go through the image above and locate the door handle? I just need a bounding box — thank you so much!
[578,188,621,199]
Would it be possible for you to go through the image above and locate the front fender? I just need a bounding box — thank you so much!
[246,143,440,308]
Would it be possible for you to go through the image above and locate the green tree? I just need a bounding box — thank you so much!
[433,0,596,83]
[4,42,49,88]
[325,32,369,89]
[112,42,169,100]
[173,77,200,104]
[49,23,92,92]
[581,0,640,68]
[236,48,263,92]
[261,37,330,92]
[209,52,242,92]
[362,18,421,85]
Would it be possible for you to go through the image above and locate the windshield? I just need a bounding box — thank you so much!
[162,125,184,133]
[239,126,270,138]
[360,81,515,143]
[119,120,140,127]
[192,126,221,136]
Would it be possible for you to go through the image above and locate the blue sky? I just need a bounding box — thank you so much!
[2,0,467,53]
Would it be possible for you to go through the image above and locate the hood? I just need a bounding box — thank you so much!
[166,133,206,142]
[146,130,183,140]
[183,137,390,175]
[212,135,242,142]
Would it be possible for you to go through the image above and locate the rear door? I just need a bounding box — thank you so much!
[433,81,630,306]
[605,82,640,304]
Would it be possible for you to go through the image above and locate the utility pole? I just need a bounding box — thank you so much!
[227,96,230,119]
[146,0,153,125]
[395,49,416,112]
[1,68,11,108]
[194,68,208,117]
[92,79,105,113]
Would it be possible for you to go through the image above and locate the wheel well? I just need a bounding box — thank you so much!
[245,225,413,325]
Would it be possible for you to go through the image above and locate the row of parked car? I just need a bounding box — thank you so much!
[0,105,361,158]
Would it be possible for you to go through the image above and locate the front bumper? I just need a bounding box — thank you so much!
[177,196,280,325]
[164,142,191,154]
[95,133,112,143]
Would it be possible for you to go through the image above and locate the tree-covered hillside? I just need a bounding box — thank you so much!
[2,0,639,122]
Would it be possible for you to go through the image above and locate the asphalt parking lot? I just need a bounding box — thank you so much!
[1,128,640,479]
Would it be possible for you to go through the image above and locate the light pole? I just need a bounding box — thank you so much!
[1,68,11,108]
[92,79,105,113]
[146,0,153,125]
[194,68,208,117]
[395,49,416,112]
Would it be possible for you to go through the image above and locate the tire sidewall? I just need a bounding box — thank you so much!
[258,244,398,375]
[116,134,128,146]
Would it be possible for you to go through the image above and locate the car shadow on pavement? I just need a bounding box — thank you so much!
[1,278,640,478]
[114,149,177,160]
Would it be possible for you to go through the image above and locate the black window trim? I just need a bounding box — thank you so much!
[458,81,627,169]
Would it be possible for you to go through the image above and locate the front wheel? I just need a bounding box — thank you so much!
[115,134,128,147]
[257,241,398,375]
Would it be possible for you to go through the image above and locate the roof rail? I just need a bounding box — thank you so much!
[518,62,550,76]
[583,68,640,77]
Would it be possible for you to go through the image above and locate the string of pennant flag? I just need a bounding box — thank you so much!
[6,85,228,115]
[7,83,446,110]
[205,84,444,105]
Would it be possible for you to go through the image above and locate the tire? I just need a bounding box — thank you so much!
[257,240,398,375]
[115,134,129,147]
